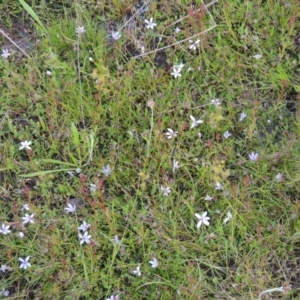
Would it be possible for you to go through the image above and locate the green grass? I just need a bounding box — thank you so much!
[0,0,300,299]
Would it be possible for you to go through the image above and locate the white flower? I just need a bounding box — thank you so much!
[172,159,179,173]
[204,194,213,201]
[107,295,119,300]
[18,232,25,238]
[223,131,231,139]
[165,128,178,139]
[132,265,141,276]
[249,152,259,161]
[145,18,157,30]
[76,167,82,173]
[19,256,31,270]
[275,173,283,182]
[78,231,92,245]
[223,211,233,224]
[170,67,181,78]
[90,183,97,192]
[78,221,91,232]
[239,112,247,121]
[102,164,112,176]
[190,115,203,129]
[161,186,171,196]
[64,203,76,213]
[173,62,184,71]
[149,257,159,268]
[0,223,11,235]
[22,214,35,225]
[112,235,121,245]
[112,31,121,40]
[46,70,52,76]
[215,182,223,190]
[76,26,86,34]
[0,288,9,296]
[175,27,181,34]
[195,211,210,228]
[0,265,10,272]
[21,204,30,211]
[19,140,32,150]
[253,54,262,59]
[189,39,200,51]
[211,99,221,106]
[1,49,10,59]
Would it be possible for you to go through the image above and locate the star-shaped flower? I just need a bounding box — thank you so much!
[149,257,159,268]
[22,214,35,225]
[78,231,92,245]
[190,115,203,128]
[211,99,221,106]
[1,49,11,59]
[165,128,178,139]
[132,265,141,276]
[145,18,157,30]
[160,186,171,196]
[101,164,112,176]
[106,295,119,300]
[188,39,200,51]
[239,112,247,121]
[19,256,31,270]
[249,152,259,162]
[253,54,262,59]
[76,26,86,34]
[0,223,11,235]
[172,159,180,173]
[19,140,32,150]
[195,211,210,228]
[215,182,223,190]
[170,67,181,78]
[223,131,231,139]
[64,203,77,213]
[78,221,91,232]
[112,31,121,40]
[223,211,232,224]
[204,194,213,201]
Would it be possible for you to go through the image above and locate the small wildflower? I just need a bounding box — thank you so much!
[22,214,35,225]
[165,128,178,139]
[76,167,82,173]
[253,54,262,59]
[132,265,141,276]
[190,115,203,129]
[78,231,92,245]
[102,164,112,176]
[90,183,97,192]
[0,223,11,235]
[21,204,30,211]
[112,235,121,245]
[215,182,223,190]
[0,288,9,296]
[239,112,247,121]
[223,211,233,224]
[173,62,184,71]
[0,265,9,272]
[195,211,210,228]
[149,257,159,268]
[112,31,121,40]
[46,70,52,76]
[78,221,91,232]
[1,49,10,59]
[146,100,155,108]
[161,186,171,196]
[170,67,182,78]
[76,26,86,34]
[64,203,77,213]
[223,131,231,139]
[19,256,31,270]
[18,232,25,238]
[204,194,213,201]
[249,152,259,162]
[172,159,180,173]
[189,39,200,51]
[275,173,283,182]
[107,295,119,300]
[19,140,32,150]
[175,27,181,34]
[145,18,157,30]
[211,99,221,106]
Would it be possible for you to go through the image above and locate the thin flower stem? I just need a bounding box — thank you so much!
[147,106,154,157]
[0,29,30,58]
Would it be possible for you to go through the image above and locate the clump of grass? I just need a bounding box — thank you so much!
[0,0,300,299]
